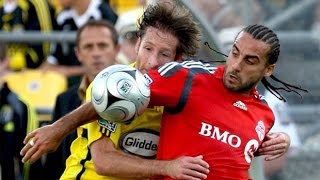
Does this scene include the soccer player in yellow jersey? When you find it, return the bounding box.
[21,1,291,180]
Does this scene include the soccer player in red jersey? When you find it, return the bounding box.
[144,24,306,179]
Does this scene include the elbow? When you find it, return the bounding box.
[93,159,114,176]
[90,137,119,176]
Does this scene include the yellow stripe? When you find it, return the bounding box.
[26,47,39,64]
[29,0,52,57]
[18,0,29,23]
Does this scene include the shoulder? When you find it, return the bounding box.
[257,94,269,106]
[97,0,113,12]
[157,60,217,77]
[97,0,117,23]
[180,60,217,74]
[56,8,72,25]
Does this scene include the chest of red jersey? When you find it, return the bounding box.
[158,73,274,179]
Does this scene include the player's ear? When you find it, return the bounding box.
[264,64,275,77]
[74,47,82,63]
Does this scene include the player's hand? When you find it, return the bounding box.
[165,155,209,180]
[20,124,64,164]
[256,132,290,161]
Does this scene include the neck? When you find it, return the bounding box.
[72,0,91,15]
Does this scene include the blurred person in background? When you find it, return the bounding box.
[108,0,142,14]
[0,0,56,70]
[114,6,142,65]
[0,41,37,180]
[42,19,119,180]
[42,0,118,87]
[49,0,63,13]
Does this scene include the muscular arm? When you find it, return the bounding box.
[52,102,99,134]
[20,102,99,163]
[91,136,210,179]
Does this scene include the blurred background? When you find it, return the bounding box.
[0,0,319,179]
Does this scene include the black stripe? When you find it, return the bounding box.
[189,67,213,74]
[76,129,91,180]
[76,148,92,180]
[99,126,105,134]
[166,71,194,114]
[81,129,88,138]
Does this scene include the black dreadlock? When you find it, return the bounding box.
[205,24,308,102]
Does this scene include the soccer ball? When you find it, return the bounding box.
[91,64,150,123]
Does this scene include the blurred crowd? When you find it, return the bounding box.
[0,0,319,180]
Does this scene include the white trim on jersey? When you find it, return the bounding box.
[158,60,217,76]
[181,60,217,73]
[158,62,180,76]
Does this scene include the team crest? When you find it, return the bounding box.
[98,119,117,132]
[255,120,265,141]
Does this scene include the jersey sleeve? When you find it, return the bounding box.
[146,62,189,108]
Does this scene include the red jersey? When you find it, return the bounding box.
[145,60,275,180]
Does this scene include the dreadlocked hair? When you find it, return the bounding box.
[242,24,307,102]
[137,1,201,57]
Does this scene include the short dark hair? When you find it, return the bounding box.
[137,2,201,57]
[75,20,119,47]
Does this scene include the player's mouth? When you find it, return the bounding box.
[227,73,239,84]
[92,61,104,68]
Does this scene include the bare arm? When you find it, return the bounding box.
[20,102,99,163]
[91,136,210,179]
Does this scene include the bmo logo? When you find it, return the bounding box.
[199,122,259,163]
[199,122,241,148]
[119,129,159,159]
